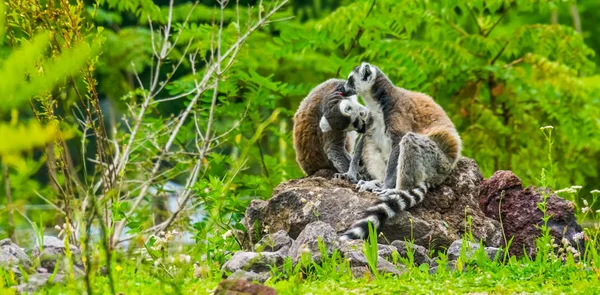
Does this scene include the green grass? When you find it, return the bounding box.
[5,254,598,295]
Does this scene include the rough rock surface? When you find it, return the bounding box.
[0,239,31,277]
[345,251,406,277]
[214,279,277,295]
[288,221,336,263]
[31,236,83,274]
[256,230,293,252]
[447,239,502,262]
[17,273,66,294]
[391,240,432,266]
[228,269,271,283]
[479,171,584,257]
[245,158,503,250]
[222,251,285,274]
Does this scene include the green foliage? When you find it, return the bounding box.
[363,222,379,276]
[2,0,600,293]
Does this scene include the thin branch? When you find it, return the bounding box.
[490,41,509,65]
[484,5,511,37]
[112,0,290,247]
[466,4,483,35]
[445,19,469,37]
[3,166,15,242]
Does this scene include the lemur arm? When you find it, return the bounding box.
[342,134,364,182]
[382,135,402,189]
[324,132,352,173]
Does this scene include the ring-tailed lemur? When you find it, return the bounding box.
[340,63,462,240]
[293,79,370,176]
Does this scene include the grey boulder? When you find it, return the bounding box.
[447,239,502,262]
[288,221,337,264]
[244,158,503,251]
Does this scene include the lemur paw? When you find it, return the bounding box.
[357,180,382,192]
[334,172,358,183]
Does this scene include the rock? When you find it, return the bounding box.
[245,200,269,244]
[391,240,432,266]
[376,244,396,261]
[245,158,503,250]
[214,279,277,295]
[255,230,293,253]
[345,251,406,277]
[479,170,584,258]
[228,270,271,283]
[447,239,502,262]
[17,273,66,294]
[31,236,83,274]
[222,251,285,274]
[337,240,396,262]
[0,239,31,277]
[336,239,406,277]
[288,221,336,264]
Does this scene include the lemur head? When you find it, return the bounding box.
[343,62,379,97]
[319,91,369,134]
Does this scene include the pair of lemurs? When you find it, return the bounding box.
[293,63,462,240]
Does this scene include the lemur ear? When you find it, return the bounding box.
[339,100,352,116]
[319,116,332,132]
[363,65,372,81]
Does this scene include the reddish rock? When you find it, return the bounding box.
[479,170,584,258]
[214,279,277,295]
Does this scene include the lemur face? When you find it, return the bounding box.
[320,92,370,134]
[344,62,377,96]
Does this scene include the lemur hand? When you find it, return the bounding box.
[333,172,359,184]
[357,180,383,192]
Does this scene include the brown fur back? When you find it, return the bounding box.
[293,79,345,175]
[386,87,461,162]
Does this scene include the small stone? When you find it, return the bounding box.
[31,236,83,274]
[0,238,32,277]
[221,251,284,274]
[214,279,277,295]
[228,269,270,283]
[391,240,432,266]
[344,251,406,277]
[447,239,502,262]
[255,230,293,253]
[288,221,336,264]
[17,273,66,294]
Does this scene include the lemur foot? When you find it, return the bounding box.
[333,172,359,183]
[357,180,383,192]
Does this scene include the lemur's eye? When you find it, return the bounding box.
[345,106,352,113]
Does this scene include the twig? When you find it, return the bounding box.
[484,5,511,37]
[504,57,523,68]
[3,165,15,242]
[445,19,469,37]
[490,41,509,65]
[466,4,483,35]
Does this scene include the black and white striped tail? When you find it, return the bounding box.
[340,182,429,240]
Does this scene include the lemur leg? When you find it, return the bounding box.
[334,134,364,183]
[324,132,352,173]
[358,135,400,194]
[378,132,453,200]
[378,133,431,200]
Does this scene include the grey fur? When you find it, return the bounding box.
[340,63,460,240]
[319,93,369,174]
[294,79,370,176]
